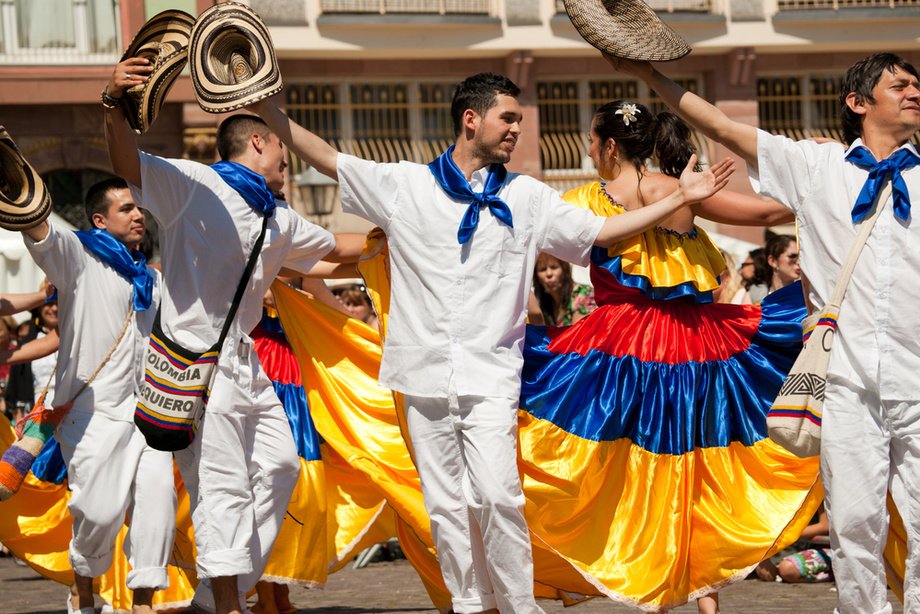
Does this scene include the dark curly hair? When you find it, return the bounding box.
[593,100,698,179]
[840,53,919,145]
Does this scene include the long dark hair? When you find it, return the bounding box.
[533,253,574,326]
[593,100,698,179]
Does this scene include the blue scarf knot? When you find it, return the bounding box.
[846,145,920,223]
[76,229,153,311]
[211,160,276,217]
[428,145,513,244]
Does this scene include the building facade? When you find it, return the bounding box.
[1,0,918,245]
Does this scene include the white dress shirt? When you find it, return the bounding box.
[25,222,160,421]
[753,131,920,402]
[132,153,335,351]
[337,153,604,398]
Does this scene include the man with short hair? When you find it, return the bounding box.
[103,57,360,614]
[251,71,731,613]
[22,177,175,614]
[614,51,920,613]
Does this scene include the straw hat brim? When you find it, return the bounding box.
[189,2,283,114]
[0,127,51,231]
[563,0,691,62]
[120,9,195,135]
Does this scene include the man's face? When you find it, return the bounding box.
[259,132,287,193]
[93,188,145,251]
[470,94,523,165]
[862,66,920,139]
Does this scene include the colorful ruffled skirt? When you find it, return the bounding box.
[518,281,823,610]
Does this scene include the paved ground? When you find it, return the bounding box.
[0,555,903,614]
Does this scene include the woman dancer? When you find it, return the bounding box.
[518,101,821,612]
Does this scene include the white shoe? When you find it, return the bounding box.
[100,604,114,614]
[66,595,96,614]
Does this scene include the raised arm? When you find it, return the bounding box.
[248,97,339,181]
[0,289,48,316]
[0,329,59,365]
[103,58,153,188]
[607,55,760,170]
[594,155,734,247]
[692,189,794,226]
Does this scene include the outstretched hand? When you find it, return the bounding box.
[679,155,734,203]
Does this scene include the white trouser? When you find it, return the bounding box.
[56,410,176,589]
[822,376,920,614]
[404,391,543,614]
[176,339,299,592]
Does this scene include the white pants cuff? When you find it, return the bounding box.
[196,547,253,580]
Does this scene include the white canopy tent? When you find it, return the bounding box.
[0,212,76,294]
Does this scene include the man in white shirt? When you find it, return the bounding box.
[250,72,731,613]
[23,177,174,614]
[103,59,361,614]
[615,52,920,614]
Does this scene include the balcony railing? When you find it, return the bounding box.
[777,0,920,9]
[555,0,712,12]
[321,0,492,14]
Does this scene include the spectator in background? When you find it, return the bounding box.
[528,253,596,326]
[740,248,770,305]
[714,249,752,305]
[338,284,379,330]
[5,300,59,424]
[755,505,832,584]
[765,234,801,295]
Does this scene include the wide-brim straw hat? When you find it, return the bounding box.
[189,2,283,114]
[563,0,691,62]
[0,127,51,231]
[120,9,195,135]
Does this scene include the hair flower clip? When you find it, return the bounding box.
[615,103,641,126]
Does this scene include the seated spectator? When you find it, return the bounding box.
[755,506,832,584]
[529,252,596,326]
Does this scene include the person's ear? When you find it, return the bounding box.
[462,109,479,133]
[91,212,107,230]
[845,92,868,117]
[251,132,265,154]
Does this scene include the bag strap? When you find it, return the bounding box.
[828,180,892,307]
[15,305,134,436]
[68,305,135,403]
[216,213,270,349]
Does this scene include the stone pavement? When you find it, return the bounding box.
[0,555,903,614]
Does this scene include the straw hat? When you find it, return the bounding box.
[563,0,691,62]
[120,9,195,135]
[0,127,51,231]
[189,2,283,114]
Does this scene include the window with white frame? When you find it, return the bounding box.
[0,0,120,63]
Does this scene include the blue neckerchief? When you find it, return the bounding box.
[846,145,920,223]
[211,160,276,217]
[428,145,512,244]
[76,229,153,311]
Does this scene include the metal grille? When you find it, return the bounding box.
[777,0,920,9]
[758,75,840,141]
[321,0,492,14]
